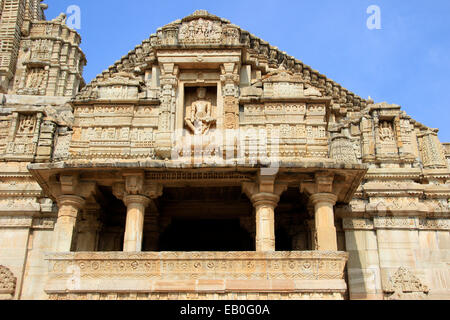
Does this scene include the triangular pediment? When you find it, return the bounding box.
[75,10,366,112]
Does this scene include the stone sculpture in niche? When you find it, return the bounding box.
[185,87,216,135]
[379,121,395,142]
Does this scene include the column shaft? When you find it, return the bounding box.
[311,193,338,251]
[252,193,279,252]
[53,195,85,252]
[123,195,150,252]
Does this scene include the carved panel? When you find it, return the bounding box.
[418,132,447,168]
[178,19,223,44]
[384,267,429,300]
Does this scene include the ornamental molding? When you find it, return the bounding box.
[46,251,349,282]
[0,216,33,228]
[342,217,449,231]
[418,218,450,231]
[373,217,418,230]
[342,218,374,230]
[366,197,429,214]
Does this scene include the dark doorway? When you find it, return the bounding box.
[159,219,253,251]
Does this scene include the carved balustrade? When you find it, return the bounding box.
[45,251,348,300]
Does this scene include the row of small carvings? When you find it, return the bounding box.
[73,104,325,116]
[342,217,450,231]
[48,292,344,300]
[48,260,347,278]
[349,199,449,215]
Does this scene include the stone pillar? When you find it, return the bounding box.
[310,193,338,251]
[76,204,102,252]
[144,213,159,251]
[53,195,85,252]
[113,172,163,252]
[252,193,280,251]
[123,195,151,252]
[243,175,287,252]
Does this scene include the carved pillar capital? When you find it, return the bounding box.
[250,192,281,208]
[301,172,341,198]
[123,171,145,195]
[123,194,151,208]
[310,193,338,206]
[242,174,288,200]
[50,173,97,200]
[113,173,163,201]
[56,195,85,214]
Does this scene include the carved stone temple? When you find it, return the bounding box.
[0,4,449,301]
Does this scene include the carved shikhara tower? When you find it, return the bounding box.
[0,7,449,301]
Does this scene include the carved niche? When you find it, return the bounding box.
[384,267,429,300]
[184,87,217,136]
[377,120,398,155]
[0,265,16,300]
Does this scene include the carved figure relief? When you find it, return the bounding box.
[379,121,395,142]
[25,68,46,90]
[179,19,222,44]
[185,87,216,135]
[18,115,36,134]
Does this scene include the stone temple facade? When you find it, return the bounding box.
[0,3,449,301]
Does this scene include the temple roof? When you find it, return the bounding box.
[75,10,368,112]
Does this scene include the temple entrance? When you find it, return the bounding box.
[158,219,253,251]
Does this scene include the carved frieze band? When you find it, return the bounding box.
[0,216,55,229]
[342,218,374,230]
[48,292,345,301]
[46,251,348,281]
[343,217,449,231]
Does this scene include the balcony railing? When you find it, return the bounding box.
[45,251,349,300]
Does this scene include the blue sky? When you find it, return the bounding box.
[46,0,450,142]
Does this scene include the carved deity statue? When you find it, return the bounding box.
[379,121,395,142]
[185,87,216,135]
